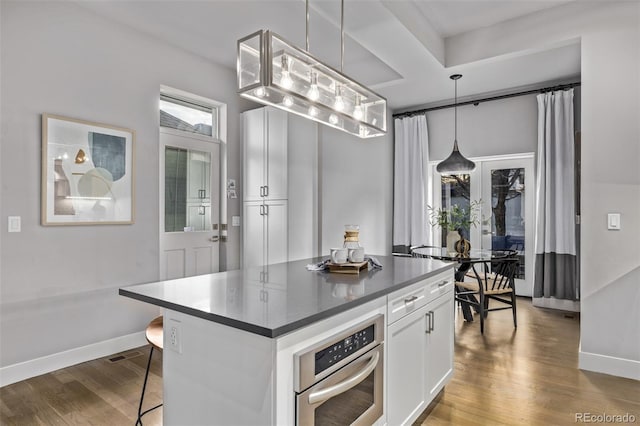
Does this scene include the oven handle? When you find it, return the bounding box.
[308,350,380,405]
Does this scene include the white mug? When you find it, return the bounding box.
[348,247,365,263]
[330,248,348,264]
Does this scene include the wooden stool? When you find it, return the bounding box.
[136,316,163,426]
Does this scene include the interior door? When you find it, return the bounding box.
[160,131,220,280]
[480,158,534,296]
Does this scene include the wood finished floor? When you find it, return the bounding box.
[1,298,638,425]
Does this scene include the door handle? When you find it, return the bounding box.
[308,350,380,405]
[209,236,219,242]
[482,230,493,235]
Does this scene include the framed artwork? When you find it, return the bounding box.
[41,114,135,225]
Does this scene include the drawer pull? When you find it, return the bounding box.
[404,295,418,304]
[438,281,448,287]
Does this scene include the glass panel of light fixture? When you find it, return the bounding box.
[269,33,386,132]
[238,32,262,90]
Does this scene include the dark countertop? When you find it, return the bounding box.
[119,255,452,338]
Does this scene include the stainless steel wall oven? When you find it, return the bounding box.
[294,315,384,425]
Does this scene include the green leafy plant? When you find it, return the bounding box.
[427,200,482,232]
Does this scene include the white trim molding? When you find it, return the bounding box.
[0,332,146,387]
[579,347,640,381]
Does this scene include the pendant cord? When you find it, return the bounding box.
[454,79,457,142]
[340,0,344,72]
[306,0,310,51]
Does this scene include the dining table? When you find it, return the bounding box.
[411,247,516,321]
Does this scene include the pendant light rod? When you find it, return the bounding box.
[306,0,310,51]
[453,75,458,141]
[340,0,345,73]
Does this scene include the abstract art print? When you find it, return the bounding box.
[42,114,135,225]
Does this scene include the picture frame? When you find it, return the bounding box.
[41,113,135,225]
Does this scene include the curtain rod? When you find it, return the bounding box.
[392,81,581,119]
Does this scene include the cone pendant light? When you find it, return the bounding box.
[436,74,475,174]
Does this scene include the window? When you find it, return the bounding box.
[160,93,218,138]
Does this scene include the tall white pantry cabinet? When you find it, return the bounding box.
[242,107,288,268]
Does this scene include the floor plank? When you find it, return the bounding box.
[1,299,638,425]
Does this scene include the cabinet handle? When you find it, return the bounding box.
[438,281,448,287]
[404,295,418,304]
[425,312,431,333]
[430,311,435,332]
[264,185,269,197]
[260,186,265,197]
[259,205,265,216]
[264,205,269,216]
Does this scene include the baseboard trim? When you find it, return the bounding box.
[0,332,147,387]
[579,348,640,380]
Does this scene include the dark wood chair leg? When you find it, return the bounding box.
[511,291,518,328]
[479,292,485,334]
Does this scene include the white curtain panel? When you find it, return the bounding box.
[534,89,578,300]
[393,115,429,253]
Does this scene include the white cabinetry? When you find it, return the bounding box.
[243,107,287,201]
[242,107,288,267]
[386,270,454,425]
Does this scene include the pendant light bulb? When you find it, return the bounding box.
[283,95,294,107]
[308,72,320,101]
[353,95,363,120]
[255,87,266,98]
[329,113,339,125]
[280,55,293,89]
[334,85,344,111]
[308,106,318,117]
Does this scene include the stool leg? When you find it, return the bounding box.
[136,346,154,426]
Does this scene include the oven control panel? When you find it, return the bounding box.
[314,324,375,375]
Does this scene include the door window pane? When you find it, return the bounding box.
[165,147,212,232]
[160,94,217,138]
[490,168,525,278]
[440,174,471,246]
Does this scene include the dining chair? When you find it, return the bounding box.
[454,258,519,334]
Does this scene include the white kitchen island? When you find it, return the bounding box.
[120,255,454,425]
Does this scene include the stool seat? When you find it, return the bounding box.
[145,316,163,350]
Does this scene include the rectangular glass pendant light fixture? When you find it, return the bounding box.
[237,30,387,138]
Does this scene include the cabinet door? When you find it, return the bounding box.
[242,202,265,268]
[425,293,454,401]
[265,200,288,265]
[265,108,288,200]
[243,108,266,201]
[387,305,428,426]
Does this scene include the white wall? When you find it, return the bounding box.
[443,1,640,380]
[287,115,319,260]
[0,1,243,372]
[319,112,394,256]
[426,94,538,161]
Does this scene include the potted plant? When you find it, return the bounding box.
[428,200,482,252]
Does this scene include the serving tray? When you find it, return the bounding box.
[327,261,368,274]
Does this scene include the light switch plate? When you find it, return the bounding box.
[607,213,621,230]
[232,216,240,227]
[8,216,21,233]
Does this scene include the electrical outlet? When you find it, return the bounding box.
[168,319,182,353]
